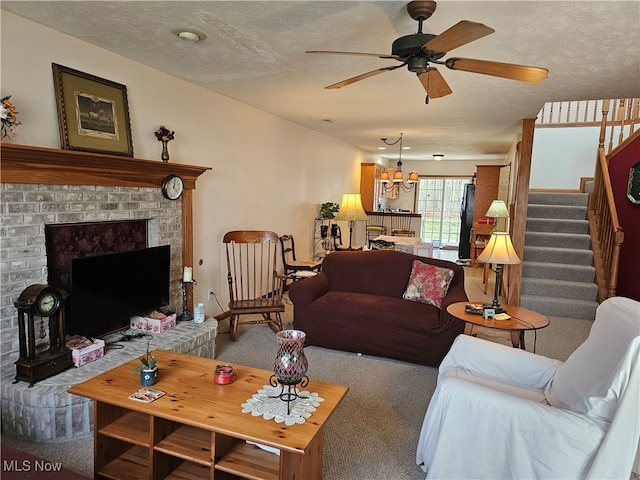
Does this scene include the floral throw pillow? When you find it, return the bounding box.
[402,260,455,308]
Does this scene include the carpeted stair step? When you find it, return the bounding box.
[520,294,598,320]
[525,231,591,249]
[527,204,587,220]
[528,192,589,206]
[523,246,593,266]
[522,191,597,322]
[522,261,595,283]
[526,218,588,235]
[521,277,598,302]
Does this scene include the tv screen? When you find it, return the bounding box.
[68,245,170,338]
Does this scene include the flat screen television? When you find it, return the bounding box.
[68,245,171,338]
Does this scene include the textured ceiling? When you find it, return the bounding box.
[3,1,639,161]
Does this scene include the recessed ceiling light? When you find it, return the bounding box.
[174,30,205,42]
[179,31,200,42]
[378,147,386,150]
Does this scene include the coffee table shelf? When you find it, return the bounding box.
[154,424,212,466]
[98,410,150,446]
[69,350,348,480]
[215,441,280,480]
[99,444,149,480]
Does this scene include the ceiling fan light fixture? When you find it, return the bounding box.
[433,153,444,161]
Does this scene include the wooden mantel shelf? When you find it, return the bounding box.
[0,143,211,189]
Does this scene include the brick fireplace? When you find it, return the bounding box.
[0,144,211,441]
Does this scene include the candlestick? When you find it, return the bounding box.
[179,278,196,322]
[183,266,192,282]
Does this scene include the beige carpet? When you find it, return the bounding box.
[1,263,592,479]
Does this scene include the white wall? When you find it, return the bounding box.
[0,11,368,316]
[530,127,600,189]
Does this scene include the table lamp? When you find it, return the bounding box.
[477,232,521,313]
[334,193,368,250]
[485,200,510,230]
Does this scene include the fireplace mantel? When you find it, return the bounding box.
[0,143,211,297]
[0,143,210,189]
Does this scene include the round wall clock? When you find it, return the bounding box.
[161,175,184,200]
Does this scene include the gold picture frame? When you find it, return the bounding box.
[52,63,133,157]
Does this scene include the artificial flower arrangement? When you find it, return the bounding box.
[1,95,21,139]
[154,125,175,143]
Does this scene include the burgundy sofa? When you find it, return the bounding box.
[289,249,468,367]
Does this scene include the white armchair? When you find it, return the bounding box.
[417,296,640,479]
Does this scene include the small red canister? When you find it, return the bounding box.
[214,365,236,385]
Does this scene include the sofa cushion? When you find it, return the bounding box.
[402,260,454,308]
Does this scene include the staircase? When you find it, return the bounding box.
[520,192,599,320]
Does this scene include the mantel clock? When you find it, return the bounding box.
[14,284,73,386]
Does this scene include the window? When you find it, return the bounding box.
[416,177,468,247]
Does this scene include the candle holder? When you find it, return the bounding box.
[179,279,196,322]
[269,330,310,414]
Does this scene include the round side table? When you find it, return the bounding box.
[447,302,550,351]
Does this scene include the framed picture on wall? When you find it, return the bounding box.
[628,161,640,204]
[52,63,133,157]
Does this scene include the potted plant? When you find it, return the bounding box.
[320,202,340,238]
[132,345,158,386]
[319,202,340,220]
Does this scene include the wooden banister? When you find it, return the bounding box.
[589,99,628,300]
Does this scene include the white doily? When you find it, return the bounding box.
[241,384,324,426]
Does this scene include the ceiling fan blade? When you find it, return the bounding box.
[306,50,399,60]
[424,20,495,53]
[325,64,404,89]
[418,68,452,98]
[446,57,549,83]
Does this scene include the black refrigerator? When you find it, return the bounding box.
[458,183,475,260]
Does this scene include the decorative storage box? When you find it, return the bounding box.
[130,312,177,333]
[69,338,105,367]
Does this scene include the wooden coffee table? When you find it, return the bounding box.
[447,302,550,351]
[68,350,348,480]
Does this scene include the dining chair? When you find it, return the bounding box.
[279,234,322,290]
[365,213,387,247]
[390,214,415,236]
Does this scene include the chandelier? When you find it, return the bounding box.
[379,133,419,191]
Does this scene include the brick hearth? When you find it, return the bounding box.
[1,320,217,442]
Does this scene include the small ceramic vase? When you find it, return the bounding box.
[141,367,158,386]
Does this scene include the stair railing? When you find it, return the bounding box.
[588,100,628,300]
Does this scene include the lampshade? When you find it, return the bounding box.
[392,170,404,183]
[485,200,510,219]
[379,171,390,183]
[477,232,521,265]
[334,193,368,222]
[407,171,419,183]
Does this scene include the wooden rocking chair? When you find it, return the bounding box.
[223,230,284,341]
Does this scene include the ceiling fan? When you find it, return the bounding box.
[307,1,548,103]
